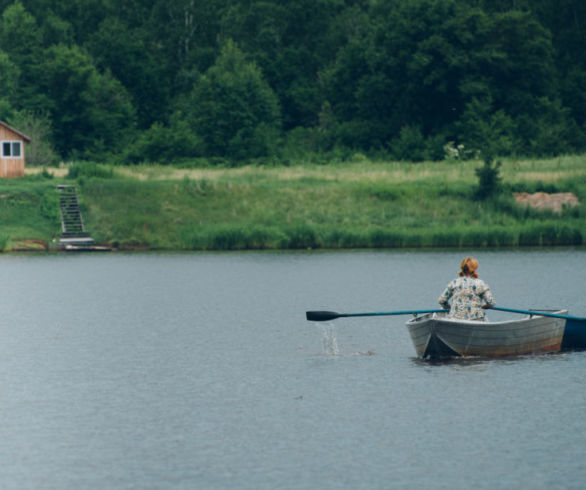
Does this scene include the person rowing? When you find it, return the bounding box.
[438,257,495,321]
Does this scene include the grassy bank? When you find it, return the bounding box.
[4,155,586,251]
[0,175,61,250]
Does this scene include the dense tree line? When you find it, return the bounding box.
[0,0,584,164]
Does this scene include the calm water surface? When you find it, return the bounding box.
[0,250,584,489]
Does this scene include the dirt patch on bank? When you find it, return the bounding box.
[514,192,580,213]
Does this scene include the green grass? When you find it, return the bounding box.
[0,176,61,250]
[3,154,586,250]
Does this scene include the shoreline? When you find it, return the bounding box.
[3,156,585,252]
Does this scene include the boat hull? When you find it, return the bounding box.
[562,318,586,350]
[406,311,566,359]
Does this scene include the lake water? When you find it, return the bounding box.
[0,249,585,489]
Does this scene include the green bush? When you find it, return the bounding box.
[281,127,321,161]
[474,159,502,200]
[424,134,447,162]
[390,126,426,162]
[121,121,202,165]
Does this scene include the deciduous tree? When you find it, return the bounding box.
[182,40,281,160]
[39,44,136,158]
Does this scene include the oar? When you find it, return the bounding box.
[306,309,446,322]
[492,306,586,322]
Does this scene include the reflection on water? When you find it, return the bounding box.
[411,351,569,367]
[412,349,569,365]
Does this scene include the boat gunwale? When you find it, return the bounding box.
[406,310,568,328]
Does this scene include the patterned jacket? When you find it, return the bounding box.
[438,276,495,320]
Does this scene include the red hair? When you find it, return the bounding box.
[459,257,479,278]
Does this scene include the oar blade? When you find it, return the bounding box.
[306,311,341,322]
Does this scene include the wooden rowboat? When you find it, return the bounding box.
[406,310,567,359]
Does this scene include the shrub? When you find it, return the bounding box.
[389,125,426,162]
[424,134,447,161]
[474,158,502,200]
[281,127,321,161]
[121,121,202,165]
[335,120,387,150]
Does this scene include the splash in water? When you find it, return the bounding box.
[320,323,340,356]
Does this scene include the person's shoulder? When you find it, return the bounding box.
[447,277,464,288]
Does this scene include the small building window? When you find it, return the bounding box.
[2,141,22,158]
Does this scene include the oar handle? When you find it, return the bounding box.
[492,306,586,321]
[306,309,447,322]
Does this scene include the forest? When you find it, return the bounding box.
[0,0,585,165]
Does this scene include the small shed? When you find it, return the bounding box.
[0,120,31,178]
